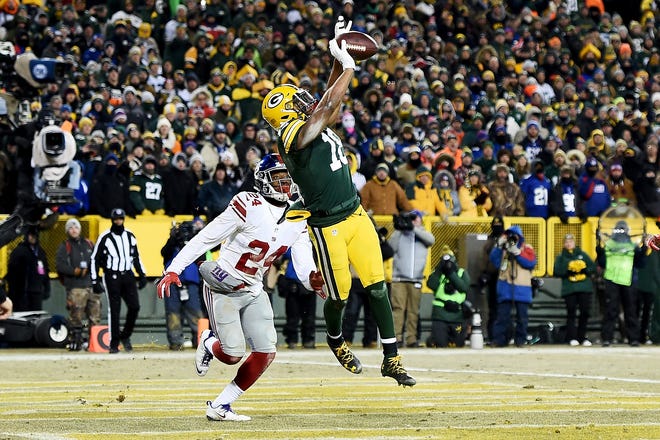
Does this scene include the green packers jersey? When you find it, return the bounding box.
[278,121,359,227]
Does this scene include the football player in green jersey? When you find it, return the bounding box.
[262,17,415,386]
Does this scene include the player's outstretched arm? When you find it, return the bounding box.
[326,16,352,88]
[296,38,354,150]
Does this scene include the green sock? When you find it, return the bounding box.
[367,282,396,340]
[324,298,344,338]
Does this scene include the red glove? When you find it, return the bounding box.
[156,272,182,299]
[309,270,327,299]
[646,234,660,252]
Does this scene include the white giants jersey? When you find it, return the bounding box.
[166,192,317,296]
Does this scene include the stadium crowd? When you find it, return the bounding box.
[0,0,658,221]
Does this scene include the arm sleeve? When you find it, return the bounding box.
[446,270,470,292]
[515,245,537,270]
[388,231,401,253]
[90,234,104,282]
[433,191,449,217]
[426,270,440,292]
[165,195,243,274]
[489,246,503,269]
[553,256,567,278]
[413,226,435,247]
[290,228,317,291]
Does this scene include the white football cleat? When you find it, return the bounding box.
[206,402,251,421]
[195,330,215,377]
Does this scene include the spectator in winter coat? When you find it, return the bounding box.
[406,167,447,217]
[458,170,492,217]
[360,163,413,216]
[633,165,660,218]
[551,165,587,222]
[197,163,238,221]
[520,120,545,162]
[433,170,462,216]
[489,225,537,347]
[520,160,552,218]
[163,153,197,216]
[578,157,611,217]
[487,164,526,217]
[605,163,636,207]
[396,146,423,188]
[129,155,165,215]
[89,153,133,218]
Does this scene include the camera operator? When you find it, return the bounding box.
[426,246,471,347]
[479,216,505,342]
[488,225,537,347]
[388,210,435,347]
[160,220,205,350]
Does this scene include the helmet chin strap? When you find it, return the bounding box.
[264,196,288,207]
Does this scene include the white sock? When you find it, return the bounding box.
[327,332,343,340]
[204,336,218,354]
[212,381,244,407]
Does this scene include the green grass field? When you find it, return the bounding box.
[1,345,659,439]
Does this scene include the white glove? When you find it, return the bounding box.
[329,39,356,70]
[497,235,507,247]
[334,15,352,38]
[507,244,521,256]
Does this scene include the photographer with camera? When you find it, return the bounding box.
[489,225,537,347]
[426,246,471,347]
[160,220,205,350]
[388,210,435,347]
[55,218,98,351]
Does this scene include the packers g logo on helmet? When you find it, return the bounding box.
[262,85,300,130]
[262,84,317,130]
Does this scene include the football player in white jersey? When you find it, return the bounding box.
[156,153,324,421]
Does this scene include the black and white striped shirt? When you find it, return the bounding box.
[90,228,147,281]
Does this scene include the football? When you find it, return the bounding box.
[335,31,378,61]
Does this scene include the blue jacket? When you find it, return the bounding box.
[520,174,552,218]
[489,226,537,303]
[578,174,611,217]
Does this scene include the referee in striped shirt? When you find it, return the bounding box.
[91,208,148,353]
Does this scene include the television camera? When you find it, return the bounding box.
[392,211,419,231]
[0,111,78,248]
[0,43,71,126]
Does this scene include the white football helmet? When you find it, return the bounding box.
[254,153,293,202]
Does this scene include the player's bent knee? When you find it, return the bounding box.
[224,355,243,365]
[326,298,346,310]
[366,281,387,299]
